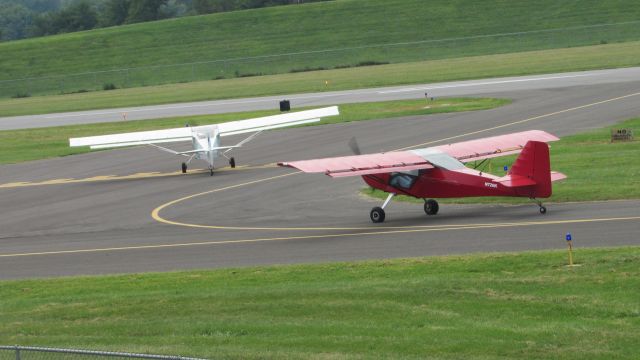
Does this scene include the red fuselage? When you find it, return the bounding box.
[363,167,545,199]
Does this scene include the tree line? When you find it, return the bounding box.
[0,0,329,42]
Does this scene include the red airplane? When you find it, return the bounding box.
[278,130,566,223]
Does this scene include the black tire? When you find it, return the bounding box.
[370,207,386,223]
[209,168,214,176]
[181,162,187,174]
[539,206,547,214]
[424,199,439,215]
[229,157,236,168]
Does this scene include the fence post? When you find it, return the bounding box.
[15,346,20,360]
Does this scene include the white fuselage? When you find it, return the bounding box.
[191,125,221,168]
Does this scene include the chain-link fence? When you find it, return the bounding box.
[0,346,205,360]
[1,21,639,99]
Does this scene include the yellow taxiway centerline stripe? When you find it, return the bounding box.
[0,164,277,189]
[2,216,639,258]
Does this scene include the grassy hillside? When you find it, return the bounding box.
[2,40,640,117]
[2,247,639,358]
[1,0,640,97]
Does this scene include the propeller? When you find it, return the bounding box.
[348,136,361,155]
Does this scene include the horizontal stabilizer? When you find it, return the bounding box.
[551,171,567,182]
[176,146,239,155]
[494,174,537,187]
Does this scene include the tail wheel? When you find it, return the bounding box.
[370,207,386,223]
[181,162,187,174]
[539,206,547,214]
[424,199,439,215]
[229,157,236,168]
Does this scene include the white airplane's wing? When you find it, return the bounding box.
[70,127,195,149]
[216,106,339,136]
[70,106,339,150]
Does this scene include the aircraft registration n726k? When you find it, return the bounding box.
[279,130,566,223]
[70,106,339,175]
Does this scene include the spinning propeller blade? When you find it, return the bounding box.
[348,136,361,155]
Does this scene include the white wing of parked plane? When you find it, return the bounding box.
[69,106,339,149]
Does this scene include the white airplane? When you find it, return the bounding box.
[70,106,339,175]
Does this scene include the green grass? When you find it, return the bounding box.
[1,0,640,98]
[1,247,639,358]
[2,40,640,117]
[363,117,640,204]
[0,98,508,164]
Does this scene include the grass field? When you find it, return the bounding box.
[0,98,508,164]
[364,117,640,204]
[2,40,640,117]
[1,0,640,98]
[1,247,638,358]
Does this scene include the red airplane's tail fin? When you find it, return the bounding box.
[509,140,552,197]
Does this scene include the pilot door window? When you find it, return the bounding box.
[389,172,417,190]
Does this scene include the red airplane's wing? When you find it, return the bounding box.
[278,151,433,177]
[434,130,560,162]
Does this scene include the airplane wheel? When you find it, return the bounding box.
[370,207,385,223]
[424,199,439,215]
[210,168,214,176]
[539,206,547,214]
[229,157,236,168]
[181,162,187,174]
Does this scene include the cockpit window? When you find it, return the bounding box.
[389,172,417,189]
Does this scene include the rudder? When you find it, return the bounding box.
[509,140,552,198]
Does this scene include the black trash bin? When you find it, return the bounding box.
[279,100,290,112]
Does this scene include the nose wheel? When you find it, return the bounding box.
[229,157,236,168]
[181,162,187,174]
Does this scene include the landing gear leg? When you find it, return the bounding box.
[424,199,439,216]
[531,198,546,214]
[370,193,395,223]
[181,154,196,174]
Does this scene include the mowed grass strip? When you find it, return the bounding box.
[1,247,639,358]
[363,117,640,203]
[0,97,508,164]
[1,40,640,117]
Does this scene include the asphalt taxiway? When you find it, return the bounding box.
[0,75,639,279]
